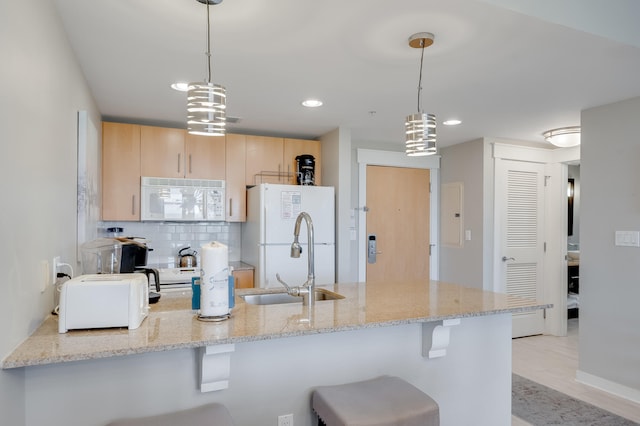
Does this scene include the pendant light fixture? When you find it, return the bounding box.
[187,0,226,136]
[405,32,436,156]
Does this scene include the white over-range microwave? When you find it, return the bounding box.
[141,177,225,221]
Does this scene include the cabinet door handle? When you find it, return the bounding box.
[177,153,181,174]
[131,195,136,216]
[189,154,192,174]
[228,198,233,217]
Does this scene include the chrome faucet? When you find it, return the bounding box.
[276,211,315,305]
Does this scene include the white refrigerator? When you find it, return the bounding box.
[242,183,335,288]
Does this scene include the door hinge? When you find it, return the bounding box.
[543,242,547,252]
[544,175,551,187]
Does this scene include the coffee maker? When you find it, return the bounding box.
[80,238,161,303]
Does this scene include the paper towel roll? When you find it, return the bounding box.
[199,241,229,318]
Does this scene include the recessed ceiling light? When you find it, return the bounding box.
[443,119,462,126]
[302,99,323,108]
[171,82,189,92]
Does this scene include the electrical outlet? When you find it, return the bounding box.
[277,413,293,426]
[52,256,61,285]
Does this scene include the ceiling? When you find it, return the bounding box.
[52,0,640,150]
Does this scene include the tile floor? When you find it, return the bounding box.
[512,318,640,425]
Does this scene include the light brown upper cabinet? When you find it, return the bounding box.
[140,126,225,179]
[102,122,141,221]
[245,135,285,185]
[245,136,322,186]
[185,133,226,180]
[225,134,246,222]
[283,138,322,186]
[140,126,185,178]
[102,122,320,223]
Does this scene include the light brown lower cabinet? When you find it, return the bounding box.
[233,269,254,289]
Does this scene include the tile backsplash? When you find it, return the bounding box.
[99,221,242,266]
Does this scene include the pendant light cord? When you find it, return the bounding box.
[205,1,212,84]
[417,39,425,114]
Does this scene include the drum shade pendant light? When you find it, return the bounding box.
[187,0,226,136]
[405,32,437,156]
[543,126,581,147]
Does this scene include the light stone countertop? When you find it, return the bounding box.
[2,280,549,369]
[229,261,254,271]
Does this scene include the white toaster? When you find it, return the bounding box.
[58,273,149,333]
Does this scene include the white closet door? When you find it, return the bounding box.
[495,159,545,338]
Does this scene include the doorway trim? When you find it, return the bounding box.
[356,149,440,282]
[493,142,580,336]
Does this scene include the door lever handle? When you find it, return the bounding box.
[502,256,515,262]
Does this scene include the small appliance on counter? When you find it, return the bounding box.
[178,246,197,267]
[80,237,161,303]
[58,274,149,333]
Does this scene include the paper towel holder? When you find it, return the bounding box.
[198,241,231,322]
[197,312,230,322]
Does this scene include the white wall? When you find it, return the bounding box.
[438,137,577,335]
[23,315,512,426]
[439,139,486,289]
[578,96,640,399]
[320,127,355,282]
[0,1,100,424]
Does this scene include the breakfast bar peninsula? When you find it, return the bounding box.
[3,279,547,426]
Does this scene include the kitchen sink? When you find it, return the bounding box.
[567,250,580,261]
[241,288,345,305]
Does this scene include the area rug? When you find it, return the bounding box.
[512,374,639,425]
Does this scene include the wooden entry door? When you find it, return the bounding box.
[365,165,430,282]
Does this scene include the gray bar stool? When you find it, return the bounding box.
[106,402,234,426]
[312,376,439,426]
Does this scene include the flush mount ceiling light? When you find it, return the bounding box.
[187,0,226,136]
[543,126,581,148]
[443,119,461,126]
[405,32,437,157]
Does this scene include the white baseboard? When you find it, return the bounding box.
[576,370,640,404]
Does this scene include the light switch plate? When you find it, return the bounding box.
[40,260,49,293]
[615,231,640,247]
